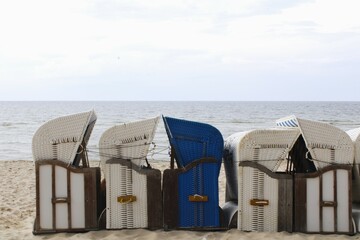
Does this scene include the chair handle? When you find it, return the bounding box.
[189,194,208,202]
[52,197,69,204]
[117,195,137,204]
[321,201,337,207]
[250,199,269,206]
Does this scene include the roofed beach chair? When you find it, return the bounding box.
[162,116,224,230]
[33,110,101,234]
[346,128,360,232]
[223,128,300,232]
[99,116,162,229]
[276,115,354,170]
[277,115,354,234]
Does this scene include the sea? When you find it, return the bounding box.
[1,101,360,161]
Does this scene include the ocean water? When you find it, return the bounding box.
[1,101,360,161]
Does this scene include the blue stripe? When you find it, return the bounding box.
[277,119,298,127]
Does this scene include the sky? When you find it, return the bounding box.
[0,0,360,101]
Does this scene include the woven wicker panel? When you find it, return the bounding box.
[346,128,360,203]
[227,128,300,171]
[100,116,159,177]
[163,116,223,169]
[238,166,279,232]
[177,162,220,228]
[162,116,223,229]
[107,164,127,229]
[132,169,148,228]
[224,128,299,206]
[347,128,360,165]
[277,115,354,169]
[106,162,148,229]
[32,110,97,164]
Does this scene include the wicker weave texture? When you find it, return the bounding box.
[100,117,159,175]
[238,166,279,232]
[162,116,223,228]
[32,110,97,164]
[227,128,300,171]
[163,116,224,169]
[346,128,360,202]
[178,163,220,228]
[277,115,354,169]
[106,163,148,229]
[347,127,360,164]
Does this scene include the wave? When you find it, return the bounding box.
[1,122,12,127]
[1,122,29,127]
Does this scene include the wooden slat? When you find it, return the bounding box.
[278,178,293,232]
[333,170,337,232]
[319,172,323,232]
[52,164,56,230]
[294,177,307,232]
[146,168,163,230]
[163,169,179,230]
[67,168,71,229]
[84,168,100,229]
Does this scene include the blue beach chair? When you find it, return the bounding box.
[162,116,224,229]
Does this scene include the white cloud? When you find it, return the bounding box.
[0,0,360,100]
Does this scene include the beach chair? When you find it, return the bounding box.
[33,110,101,234]
[277,116,354,234]
[223,128,300,232]
[276,115,354,170]
[99,117,162,229]
[32,110,97,166]
[293,164,353,234]
[162,116,224,230]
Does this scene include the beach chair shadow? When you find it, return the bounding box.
[162,116,225,230]
[33,110,101,234]
[99,116,162,229]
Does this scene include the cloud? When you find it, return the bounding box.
[0,0,360,100]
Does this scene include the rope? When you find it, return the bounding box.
[85,142,170,161]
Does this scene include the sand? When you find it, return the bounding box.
[0,160,357,240]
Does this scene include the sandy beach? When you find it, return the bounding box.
[0,160,358,240]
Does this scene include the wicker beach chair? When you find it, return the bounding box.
[33,110,101,234]
[223,128,300,232]
[32,110,97,166]
[162,116,224,230]
[99,117,162,229]
[276,115,354,170]
[277,116,354,234]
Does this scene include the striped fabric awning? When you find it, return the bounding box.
[276,115,298,127]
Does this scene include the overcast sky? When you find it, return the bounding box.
[0,0,360,101]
